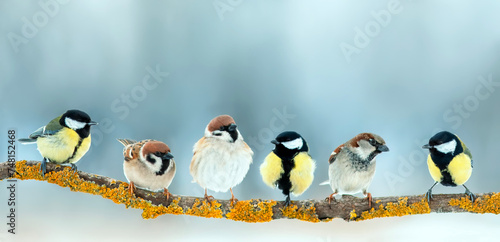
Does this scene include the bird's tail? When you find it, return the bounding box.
[117,138,137,146]
[18,138,37,144]
[319,180,329,186]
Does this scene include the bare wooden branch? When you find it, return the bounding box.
[1,161,498,222]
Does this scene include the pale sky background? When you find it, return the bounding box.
[1,0,500,241]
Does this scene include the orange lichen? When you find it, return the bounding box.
[449,193,500,214]
[354,197,431,221]
[280,202,321,223]
[11,161,180,219]
[349,209,357,220]
[165,197,184,215]
[186,199,223,218]
[226,199,277,222]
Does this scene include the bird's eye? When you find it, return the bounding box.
[369,139,377,146]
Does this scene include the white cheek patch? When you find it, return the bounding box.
[139,146,163,172]
[282,138,303,150]
[65,117,86,130]
[434,139,457,154]
[128,147,133,159]
[146,155,163,172]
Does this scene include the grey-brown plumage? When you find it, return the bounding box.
[325,133,389,207]
[118,139,176,200]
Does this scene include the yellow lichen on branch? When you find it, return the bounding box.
[13,160,173,219]
[2,161,499,222]
[449,193,500,214]
[281,202,321,223]
[353,197,431,221]
[226,199,277,222]
[186,199,223,218]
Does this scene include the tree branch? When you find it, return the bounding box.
[1,161,498,222]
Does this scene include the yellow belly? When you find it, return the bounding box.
[427,153,472,185]
[427,155,442,182]
[36,128,91,164]
[447,153,472,185]
[289,152,316,196]
[260,152,284,188]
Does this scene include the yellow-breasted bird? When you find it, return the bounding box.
[422,131,475,202]
[19,110,97,176]
[260,131,316,206]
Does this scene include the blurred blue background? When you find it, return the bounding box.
[1,0,500,241]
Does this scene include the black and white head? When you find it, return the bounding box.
[271,131,309,159]
[205,115,240,143]
[422,131,461,157]
[347,133,389,161]
[139,141,174,176]
[60,110,97,137]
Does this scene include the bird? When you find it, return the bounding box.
[323,133,389,208]
[18,109,97,176]
[190,115,253,204]
[117,139,176,200]
[260,131,316,207]
[422,131,475,202]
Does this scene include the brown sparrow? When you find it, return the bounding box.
[323,133,389,207]
[117,139,176,200]
[190,115,253,203]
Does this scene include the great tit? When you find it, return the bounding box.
[19,109,97,176]
[422,131,475,202]
[260,131,316,206]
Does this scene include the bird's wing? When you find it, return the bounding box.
[18,126,45,143]
[19,116,62,143]
[19,125,51,143]
[458,137,473,168]
[29,125,59,138]
[42,115,64,135]
[329,144,344,164]
[117,139,138,146]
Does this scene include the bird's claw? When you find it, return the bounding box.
[229,197,238,206]
[326,193,336,205]
[425,190,433,203]
[464,188,476,203]
[204,194,214,203]
[366,192,373,209]
[284,196,291,207]
[163,188,172,201]
[128,182,136,197]
[40,159,47,177]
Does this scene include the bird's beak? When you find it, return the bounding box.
[271,140,279,145]
[422,144,432,149]
[377,144,389,152]
[88,121,98,126]
[228,123,237,132]
[163,153,174,160]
